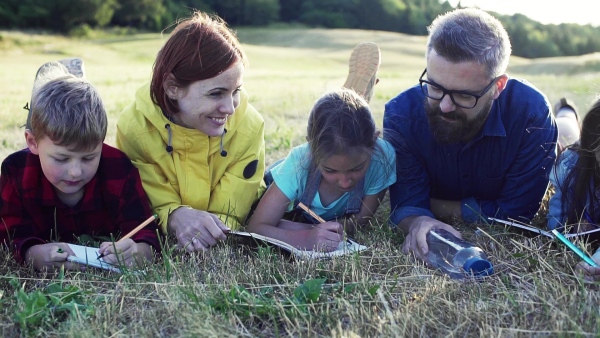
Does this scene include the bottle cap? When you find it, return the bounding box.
[463,257,494,277]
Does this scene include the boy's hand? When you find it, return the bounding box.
[24,243,78,271]
[305,221,344,252]
[168,207,230,252]
[99,239,153,267]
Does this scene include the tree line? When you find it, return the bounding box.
[1,0,599,59]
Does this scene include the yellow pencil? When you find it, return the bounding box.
[118,214,158,243]
[297,202,326,224]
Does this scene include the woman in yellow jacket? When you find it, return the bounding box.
[116,12,265,252]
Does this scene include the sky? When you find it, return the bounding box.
[449,0,599,26]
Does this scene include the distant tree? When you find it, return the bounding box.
[0,0,21,28]
[160,0,211,30]
[202,0,278,26]
[279,0,303,22]
[354,0,407,32]
[9,0,118,32]
[111,0,166,30]
[299,0,358,28]
[240,0,280,26]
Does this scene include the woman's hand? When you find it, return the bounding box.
[24,243,78,271]
[99,239,153,267]
[168,207,230,252]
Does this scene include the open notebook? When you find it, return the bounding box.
[67,244,121,273]
[488,217,600,238]
[228,231,368,259]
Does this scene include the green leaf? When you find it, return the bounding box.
[294,278,325,303]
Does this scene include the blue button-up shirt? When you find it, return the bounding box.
[383,78,557,225]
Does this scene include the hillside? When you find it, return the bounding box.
[1,28,599,161]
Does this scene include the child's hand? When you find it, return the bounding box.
[24,243,78,271]
[99,239,153,267]
[575,260,600,283]
[306,221,344,252]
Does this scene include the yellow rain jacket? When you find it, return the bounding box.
[116,83,265,232]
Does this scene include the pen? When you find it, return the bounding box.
[552,229,599,267]
[97,214,157,259]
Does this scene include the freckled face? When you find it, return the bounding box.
[170,61,244,137]
[319,151,371,192]
[27,133,101,205]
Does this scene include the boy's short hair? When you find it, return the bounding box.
[28,75,107,152]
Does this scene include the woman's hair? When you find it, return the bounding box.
[306,88,378,170]
[151,11,248,117]
[426,8,511,79]
[29,75,107,152]
[559,98,600,224]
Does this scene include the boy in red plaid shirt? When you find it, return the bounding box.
[0,61,160,270]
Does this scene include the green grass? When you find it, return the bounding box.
[2,28,600,337]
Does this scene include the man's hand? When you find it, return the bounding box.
[398,215,462,261]
[168,207,230,252]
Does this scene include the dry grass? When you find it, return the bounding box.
[1,28,600,337]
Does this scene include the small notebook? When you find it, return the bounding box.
[67,244,121,273]
[228,231,368,259]
[488,217,600,238]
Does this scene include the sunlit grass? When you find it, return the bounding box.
[1,27,600,336]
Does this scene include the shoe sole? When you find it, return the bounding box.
[343,42,380,102]
[58,58,85,78]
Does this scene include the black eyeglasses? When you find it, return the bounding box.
[418,68,497,109]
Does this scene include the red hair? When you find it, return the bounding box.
[150,12,248,116]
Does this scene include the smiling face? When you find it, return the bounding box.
[424,49,506,143]
[166,61,244,137]
[26,131,102,206]
[318,150,371,193]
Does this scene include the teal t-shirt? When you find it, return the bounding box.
[271,138,396,220]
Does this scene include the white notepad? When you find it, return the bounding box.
[67,244,121,273]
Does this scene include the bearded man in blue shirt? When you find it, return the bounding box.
[383,8,557,263]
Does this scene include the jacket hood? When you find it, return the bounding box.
[132,82,252,156]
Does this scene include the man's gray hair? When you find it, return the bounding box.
[426,8,512,79]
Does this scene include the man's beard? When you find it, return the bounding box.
[425,99,492,144]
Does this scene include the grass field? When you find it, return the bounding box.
[1,27,600,337]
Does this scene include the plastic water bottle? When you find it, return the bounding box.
[426,229,494,279]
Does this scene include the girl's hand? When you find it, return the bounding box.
[99,239,153,267]
[305,221,344,252]
[24,243,78,271]
[168,207,230,252]
[575,260,600,283]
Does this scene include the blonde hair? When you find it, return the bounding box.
[28,75,107,151]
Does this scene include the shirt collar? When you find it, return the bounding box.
[479,99,506,138]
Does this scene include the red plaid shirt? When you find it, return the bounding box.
[0,144,161,263]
